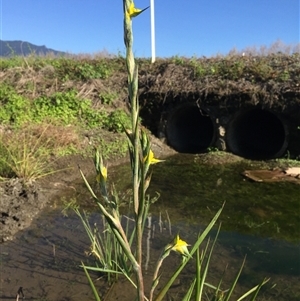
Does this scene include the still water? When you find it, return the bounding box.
[1,153,300,300]
[147,154,300,243]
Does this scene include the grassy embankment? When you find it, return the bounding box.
[0,55,132,181]
[0,51,299,182]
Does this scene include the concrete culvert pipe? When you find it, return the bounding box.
[166,104,215,153]
[227,108,288,159]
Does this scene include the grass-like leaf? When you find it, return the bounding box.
[237,278,270,301]
[154,205,223,301]
[223,256,246,301]
[82,262,101,301]
[182,279,196,301]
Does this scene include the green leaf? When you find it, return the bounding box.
[82,262,101,301]
[237,278,270,301]
[223,256,246,301]
[154,205,223,301]
[182,279,196,301]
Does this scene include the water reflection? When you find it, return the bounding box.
[147,154,300,243]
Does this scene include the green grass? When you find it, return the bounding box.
[0,125,54,182]
[0,80,132,180]
[0,55,116,81]
[0,83,131,131]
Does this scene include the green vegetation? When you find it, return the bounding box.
[74,1,268,300]
[99,91,118,105]
[0,123,81,181]
[0,55,117,81]
[189,54,299,82]
[0,84,130,181]
[0,84,131,129]
[0,125,55,181]
[64,199,135,285]
[33,90,106,127]
[0,85,33,126]
[93,135,128,159]
[0,15,298,183]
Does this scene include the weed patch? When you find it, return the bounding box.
[33,90,108,127]
[0,85,33,126]
[0,126,53,182]
[0,84,131,132]
[0,124,82,182]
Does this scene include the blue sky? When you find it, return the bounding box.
[0,0,299,57]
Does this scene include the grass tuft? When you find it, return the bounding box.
[0,123,81,182]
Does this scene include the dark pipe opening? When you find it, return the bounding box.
[227,108,288,159]
[166,104,214,153]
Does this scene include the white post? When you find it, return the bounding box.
[150,0,155,63]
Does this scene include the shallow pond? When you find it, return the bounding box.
[1,153,300,301]
[147,154,300,243]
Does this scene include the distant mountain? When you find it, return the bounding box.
[0,40,67,57]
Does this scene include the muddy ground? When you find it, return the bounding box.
[0,131,177,243]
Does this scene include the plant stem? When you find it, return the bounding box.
[123,1,144,300]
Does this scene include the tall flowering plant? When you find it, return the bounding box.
[77,1,269,300]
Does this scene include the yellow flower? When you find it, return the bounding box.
[96,165,107,182]
[144,150,165,165]
[170,235,190,257]
[126,2,149,19]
